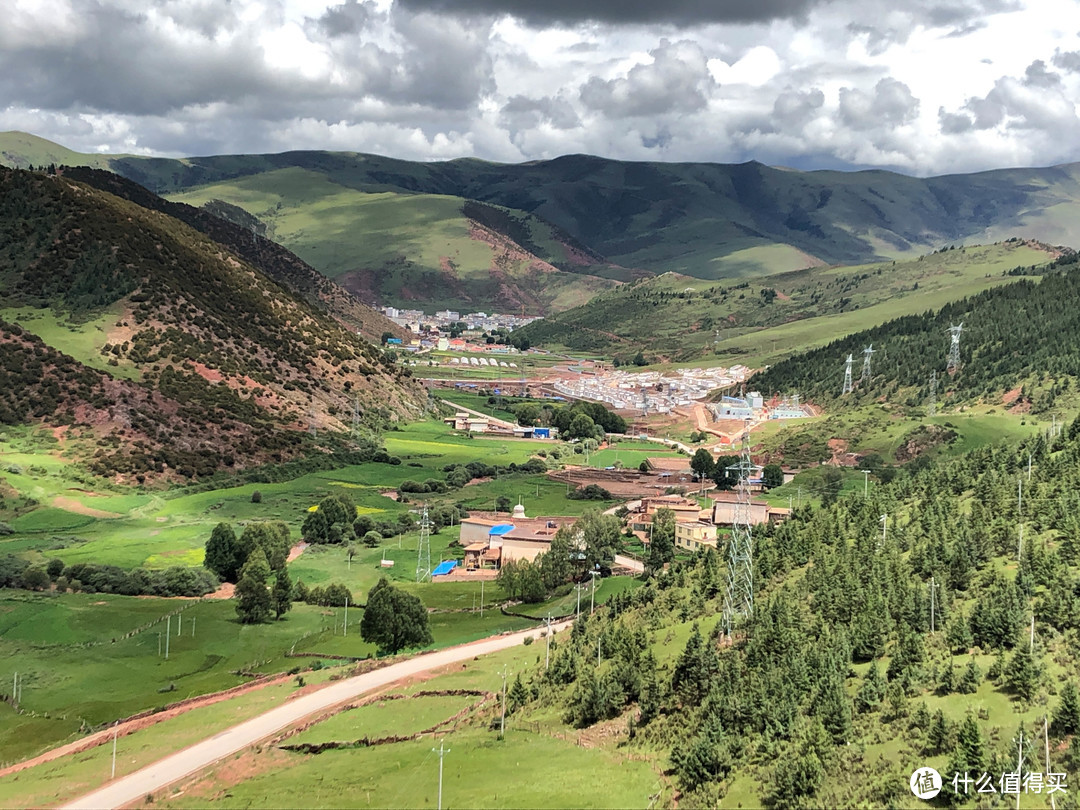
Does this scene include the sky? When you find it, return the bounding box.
[2,0,1079,175]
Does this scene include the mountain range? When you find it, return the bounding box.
[7,132,1080,316]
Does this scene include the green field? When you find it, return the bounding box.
[154,642,664,810]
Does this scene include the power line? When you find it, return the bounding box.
[415,504,431,583]
[721,420,759,638]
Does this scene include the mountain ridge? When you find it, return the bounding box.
[7,132,1080,311]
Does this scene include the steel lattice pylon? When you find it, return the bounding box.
[722,422,760,638]
[947,323,963,373]
[842,353,853,395]
[416,504,432,582]
[861,344,874,382]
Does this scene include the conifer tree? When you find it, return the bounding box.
[1004,643,1039,701]
[927,709,950,754]
[855,660,885,713]
[957,659,981,694]
[234,548,272,624]
[1052,681,1080,736]
[272,567,293,620]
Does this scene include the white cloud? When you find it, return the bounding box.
[0,0,1077,175]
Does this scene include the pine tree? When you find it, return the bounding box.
[910,701,931,733]
[855,660,885,713]
[927,708,950,754]
[945,612,973,654]
[204,522,240,582]
[508,673,528,714]
[957,659,981,694]
[947,712,986,776]
[1004,643,1039,701]
[272,567,293,620]
[938,660,956,695]
[234,548,272,624]
[1052,681,1080,736]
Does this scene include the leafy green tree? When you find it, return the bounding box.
[761,463,784,489]
[362,530,382,548]
[272,567,293,620]
[647,507,676,575]
[301,507,330,544]
[46,558,64,580]
[204,522,241,582]
[1052,681,1080,736]
[690,449,715,487]
[359,578,433,654]
[239,522,290,572]
[21,566,49,591]
[538,528,574,590]
[235,549,272,624]
[575,510,622,571]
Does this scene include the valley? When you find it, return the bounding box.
[0,144,1079,810]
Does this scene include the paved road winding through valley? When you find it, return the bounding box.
[62,621,571,810]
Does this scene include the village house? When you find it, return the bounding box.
[459,507,578,569]
[675,521,719,552]
[710,490,791,527]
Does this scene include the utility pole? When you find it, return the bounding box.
[928,370,937,417]
[480,580,484,618]
[861,469,869,497]
[165,616,170,660]
[433,740,450,810]
[544,614,553,671]
[930,576,936,634]
[500,666,507,738]
[111,723,118,780]
[344,593,349,637]
[1030,614,1035,652]
[177,614,181,636]
[597,634,602,668]
[191,616,195,637]
[879,514,888,547]
[589,569,599,614]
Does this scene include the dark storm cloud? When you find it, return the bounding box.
[394,0,826,27]
[0,3,278,116]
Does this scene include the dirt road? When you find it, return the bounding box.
[62,621,571,810]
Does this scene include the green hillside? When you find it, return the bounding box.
[9,132,1080,315]
[166,167,621,314]
[750,251,1080,412]
[0,166,421,480]
[515,241,1057,363]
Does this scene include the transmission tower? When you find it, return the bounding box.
[861,344,874,382]
[640,388,649,417]
[947,323,964,373]
[842,354,853,395]
[928,370,937,417]
[415,504,432,582]
[721,421,760,638]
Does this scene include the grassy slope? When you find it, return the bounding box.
[167,168,618,314]
[519,241,1053,363]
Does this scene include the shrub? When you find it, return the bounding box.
[251,490,262,503]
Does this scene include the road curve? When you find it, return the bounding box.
[62,622,571,810]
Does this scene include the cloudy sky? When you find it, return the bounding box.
[2,0,1079,175]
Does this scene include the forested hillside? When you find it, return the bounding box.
[751,254,1080,410]
[521,419,1080,806]
[0,167,421,480]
